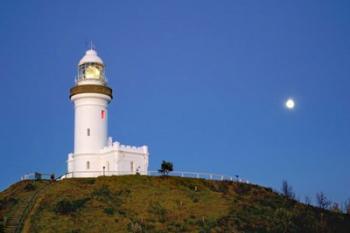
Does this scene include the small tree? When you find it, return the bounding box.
[304,196,312,205]
[344,198,350,214]
[50,173,55,182]
[54,198,89,215]
[281,180,295,200]
[316,192,331,210]
[330,202,341,213]
[158,161,173,176]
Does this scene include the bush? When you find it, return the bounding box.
[92,185,111,198]
[272,208,295,233]
[0,221,4,233]
[81,179,95,185]
[128,222,143,233]
[209,182,230,194]
[149,202,167,222]
[104,207,114,215]
[188,191,200,203]
[234,183,252,195]
[198,217,217,233]
[316,192,331,210]
[158,161,173,176]
[0,197,18,210]
[281,180,295,200]
[69,230,80,233]
[54,198,89,215]
[24,183,36,191]
[127,221,144,233]
[343,198,350,214]
[167,221,188,232]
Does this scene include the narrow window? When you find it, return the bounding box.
[130,161,134,173]
[86,161,90,170]
[87,128,90,136]
[101,110,105,119]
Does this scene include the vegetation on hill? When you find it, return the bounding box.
[1,176,350,233]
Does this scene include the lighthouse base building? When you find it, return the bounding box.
[66,139,149,177]
[65,49,149,178]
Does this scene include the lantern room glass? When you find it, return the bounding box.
[78,63,105,82]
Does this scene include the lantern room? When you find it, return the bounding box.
[77,49,106,85]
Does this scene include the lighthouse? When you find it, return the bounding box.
[71,49,111,154]
[66,49,149,178]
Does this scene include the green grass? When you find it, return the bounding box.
[1,176,349,233]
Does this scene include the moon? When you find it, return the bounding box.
[285,98,295,110]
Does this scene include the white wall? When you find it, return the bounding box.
[72,93,111,154]
[66,143,149,178]
[117,151,149,175]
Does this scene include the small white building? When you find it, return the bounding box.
[65,49,149,178]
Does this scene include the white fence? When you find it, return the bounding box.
[20,172,52,180]
[23,170,250,184]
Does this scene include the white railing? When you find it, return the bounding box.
[21,172,52,180]
[62,170,147,178]
[148,171,249,183]
[57,170,249,183]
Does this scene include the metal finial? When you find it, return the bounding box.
[88,40,96,50]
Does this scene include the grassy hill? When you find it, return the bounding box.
[1,175,349,233]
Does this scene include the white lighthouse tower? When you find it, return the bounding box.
[72,49,111,154]
[66,49,149,178]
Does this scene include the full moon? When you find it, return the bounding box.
[285,98,295,109]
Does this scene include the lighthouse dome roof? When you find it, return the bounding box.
[79,49,104,66]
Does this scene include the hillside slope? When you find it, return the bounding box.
[1,176,349,233]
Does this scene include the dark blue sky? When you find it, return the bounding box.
[0,1,349,204]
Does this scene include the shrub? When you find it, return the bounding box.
[212,182,230,194]
[69,229,81,233]
[149,202,167,222]
[158,161,173,176]
[198,217,217,233]
[316,192,331,210]
[24,183,36,191]
[127,221,144,233]
[81,179,95,185]
[272,208,295,233]
[54,198,89,215]
[188,191,200,203]
[344,198,350,214]
[128,221,144,233]
[0,197,18,210]
[0,221,4,233]
[70,230,80,233]
[167,221,188,232]
[8,197,18,205]
[118,209,126,216]
[281,180,295,200]
[234,183,251,195]
[330,202,341,213]
[104,207,114,215]
[92,185,111,198]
